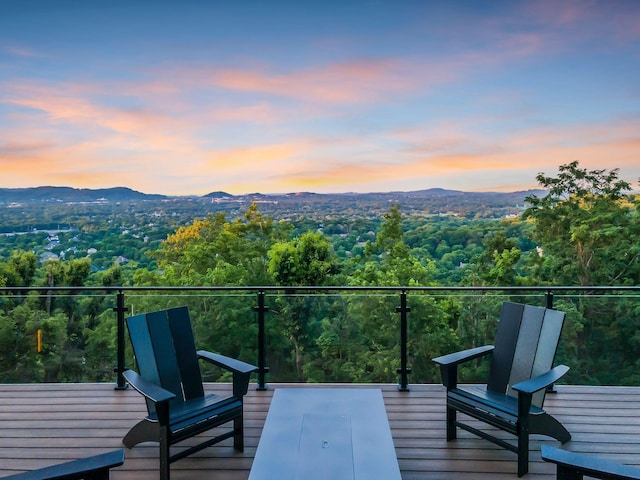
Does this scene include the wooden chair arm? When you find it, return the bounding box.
[2,449,125,480]
[433,345,494,390]
[123,369,175,404]
[197,351,258,396]
[197,350,257,374]
[433,345,494,367]
[512,365,570,395]
[541,445,640,480]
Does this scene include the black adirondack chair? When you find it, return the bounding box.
[541,445,640,480]
[433,301,571,477]
[2,449,125,480]
[122,306,257,480]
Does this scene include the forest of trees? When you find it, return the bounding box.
[0,162,639,386]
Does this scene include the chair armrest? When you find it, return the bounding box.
[512,365,570,395]
[197,351,258,397]
[432,345,494,366]
[2,449,125,480]
[123,369,175,404]
[541,445,640,480]
[197,350,257,374]
[432,345,494,390]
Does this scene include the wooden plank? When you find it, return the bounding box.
[0,383,639,479]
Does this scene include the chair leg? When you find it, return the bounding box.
[531,412,572,444]
[234,414,244,451]
[517,425,529,477]
[87,471,111,480]
[556,465,583,480]
[159,424,171,480]
[446,404,457,441]
[123,419,158,448]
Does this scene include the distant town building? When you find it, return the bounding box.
[39,252,59,263]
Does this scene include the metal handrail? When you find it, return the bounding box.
[2,285,640,390]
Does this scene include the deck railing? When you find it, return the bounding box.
[2,285,640,389]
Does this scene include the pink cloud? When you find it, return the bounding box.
[211,103,281,125]
[521,0,640,44]
[2,45,41,58]
[209,58,450,104]
[3,82,177,135]
[0,140,56,158]
[524,0,594,26]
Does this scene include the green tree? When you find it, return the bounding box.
[150,203,281,286]
[268,232,339,286]
[524,161,638,286]
[524,161,640,384]
[0,250,37,291]
[465,232,523,286]
[347,206,457,383]
[268,231,340,380]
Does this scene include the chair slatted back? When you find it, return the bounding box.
[167,306,205,400]
[487,302,525,393]
[487,302,566,407]
[126,306,204,415]
[529,308,565,406]
[508,305,546,399]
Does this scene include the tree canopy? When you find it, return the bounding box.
[1,161,639,385]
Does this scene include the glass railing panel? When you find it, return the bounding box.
[125,291,258,383]
[0,287,638,386]
[0,290,119,383]
[550,292,640,386]
[262,291,404,384]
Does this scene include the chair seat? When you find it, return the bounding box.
[168,396,242,437]
[146,393,232,421]
[454,385,546,417]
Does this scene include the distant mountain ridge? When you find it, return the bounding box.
[0,186,167,203]
[1,186,546,204]
[0,186,549,219]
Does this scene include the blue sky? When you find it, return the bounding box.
[1,0,639,195]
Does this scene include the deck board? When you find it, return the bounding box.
[1,383,639,479]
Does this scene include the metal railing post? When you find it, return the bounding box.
[545,289,557,393]
[254,290,270,390]
[396,290,412,391]
[545,290,554,309]
[113,289,129,390]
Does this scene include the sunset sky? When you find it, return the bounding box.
[1,0,639,195]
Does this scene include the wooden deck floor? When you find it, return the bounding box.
[1,382,639,479]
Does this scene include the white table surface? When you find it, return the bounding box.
[249,388,401,480]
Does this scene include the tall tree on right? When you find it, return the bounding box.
[524,161,640,384]
[524,161,639,287]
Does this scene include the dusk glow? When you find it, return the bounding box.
[1,0,639,195]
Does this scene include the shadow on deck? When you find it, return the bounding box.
[1,383,639,479]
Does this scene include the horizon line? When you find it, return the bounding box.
[0,184,549,198]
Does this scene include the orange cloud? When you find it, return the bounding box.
[2,24,639,198]
[4,82,179,136]
[211,103,281,125]
[207,143,309,172]
[0,140,56,158]
[246,117,640,194]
